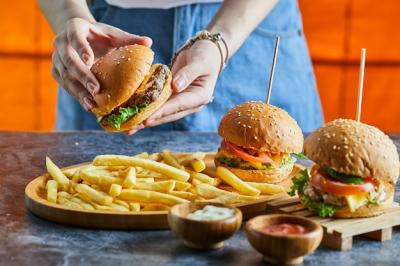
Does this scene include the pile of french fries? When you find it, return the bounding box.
[44,151,285,213]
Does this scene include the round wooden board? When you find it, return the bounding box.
[25,153,301,229]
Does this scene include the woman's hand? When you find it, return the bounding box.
[52,17,152,111]
[127,40,221,135]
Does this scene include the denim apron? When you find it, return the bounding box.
[56,0,323,133]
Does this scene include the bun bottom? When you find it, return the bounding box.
[214,160,294,183]
[333,185,395,218]
[298,183,395,218]
[101,66,172,132]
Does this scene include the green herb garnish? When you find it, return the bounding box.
[288,169,342,217]
[106,103,148,129]
[280,155,296,169]
[323,167,364,184]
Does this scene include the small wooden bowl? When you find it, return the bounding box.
[168,202,242,250]
[245,214,322,265]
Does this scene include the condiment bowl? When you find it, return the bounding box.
[245,214,322,265]
[168,202,242,250]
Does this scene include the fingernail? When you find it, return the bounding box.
[173,76,186,92]
[82,53,91,65]
[83,97,94,111]
[87,82,99,95]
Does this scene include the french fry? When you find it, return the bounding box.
[169,191,199,201]
[128,202,141,212]
[140,203,170,211]
[57,191,72,199]
[118,189,189,206]
[90,202,113,211]
[179,152,206,166]
[109,184,122,197]
[194,182,234,199]
[75,183,113,206]
[46,157,70,191]
[71,170,82,183]
[121,167,136,188]
[109,203,129,212]
[148,153,160,161]
[132,180,176,193]
[245,182,284,194]
[46,180,58,203]
[69,197,95,210]
[190,159,206,172]
[174,180,192,191]
[216,167,260,196]
[190,171,219,186]
[202,167,218,178]
[62,165,85,178]
[93,155,190,182]
[80,168,122,186]
[113,198,130,209]
[133,152,149,158]
[137,172,162,179]
[161,150,184,169]
[136,177,155,183]
[58,197,83,209]
[197,193,238,205]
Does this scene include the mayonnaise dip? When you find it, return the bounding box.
[187,205,235,221]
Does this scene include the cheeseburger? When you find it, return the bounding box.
[90,44,172,131]
[290,119,400,218]
[215,101,304,183]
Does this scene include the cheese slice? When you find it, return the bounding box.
[248,162,265,170]
[344,193,368,212]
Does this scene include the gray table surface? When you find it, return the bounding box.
[1,131,399,266]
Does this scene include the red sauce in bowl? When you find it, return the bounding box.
[258,223,308,235]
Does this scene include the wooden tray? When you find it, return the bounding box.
[25,153,300,230]
[265,194,400,250]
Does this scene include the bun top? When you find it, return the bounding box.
[91,44,154,116]
[304,119,400,183]
[218,101,303,154]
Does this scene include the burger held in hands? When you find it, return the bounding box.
[215,101,304,185]
[290,119,400,218]
[91,44,172,132]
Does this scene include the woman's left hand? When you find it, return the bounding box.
[127,40,222,135]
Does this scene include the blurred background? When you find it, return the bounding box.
[0,0,399,132]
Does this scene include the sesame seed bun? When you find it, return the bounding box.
[218,102,304,153]
[91,44,154,116]
[304,119,400,183]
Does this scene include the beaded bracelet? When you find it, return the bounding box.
[170,30,230,75]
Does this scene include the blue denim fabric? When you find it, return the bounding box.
[56,0,323,132]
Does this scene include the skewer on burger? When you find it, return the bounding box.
[290,119,399,218]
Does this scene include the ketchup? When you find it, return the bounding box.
[258,223,308,235]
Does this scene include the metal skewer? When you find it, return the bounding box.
[266,36,281,104]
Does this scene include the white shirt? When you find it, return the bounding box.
[105,0,222,9]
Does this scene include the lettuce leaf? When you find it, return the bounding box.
[280,155,296,169]
[288,169,342,217]
[323,167,364,184]
[105,103,148,130]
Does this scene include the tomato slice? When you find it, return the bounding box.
[221,140,274,164]
[310,166,375,196]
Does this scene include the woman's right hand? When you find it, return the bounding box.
[52,18,152,111]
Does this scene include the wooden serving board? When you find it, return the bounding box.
[265,194,400,250]
[25,153,300,230]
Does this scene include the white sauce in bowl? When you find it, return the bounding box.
[187,205,235,221]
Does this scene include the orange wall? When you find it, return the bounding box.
[0,1,399,131]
